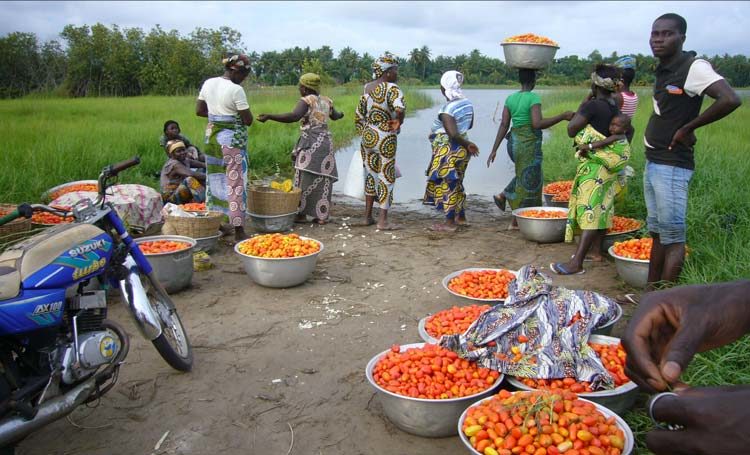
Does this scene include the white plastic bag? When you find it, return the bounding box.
[342,151,365,200]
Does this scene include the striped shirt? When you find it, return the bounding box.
[431,98,474,135]
[620,92,639,119]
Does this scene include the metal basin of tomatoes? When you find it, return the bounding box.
[441,268,518,305]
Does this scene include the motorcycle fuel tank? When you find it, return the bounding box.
[0,288,66,335]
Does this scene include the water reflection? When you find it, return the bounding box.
[334,89,527,210]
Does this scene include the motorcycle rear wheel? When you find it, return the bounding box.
[143,274,193,372]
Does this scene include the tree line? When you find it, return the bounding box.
[1,24,749,99]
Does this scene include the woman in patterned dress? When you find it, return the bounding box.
[423,70,479,232]
[196,54,254,241]
[257,73,344,224]
[354,52,406,230]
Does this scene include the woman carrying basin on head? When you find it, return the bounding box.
[257,73,345,225]
[423,70,479,232]
[487,69,574,229]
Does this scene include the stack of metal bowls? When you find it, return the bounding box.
[246,211,297,233]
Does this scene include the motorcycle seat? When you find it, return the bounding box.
[0,224,105,299]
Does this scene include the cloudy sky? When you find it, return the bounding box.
[3,1,748,59]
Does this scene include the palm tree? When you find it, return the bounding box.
[419,45,431,80]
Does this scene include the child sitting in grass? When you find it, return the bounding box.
[160,140,207,204]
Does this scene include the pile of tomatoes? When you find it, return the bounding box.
[237,233,320,259]
[139,240,192,254]
[31,207,73,225]
[518,341,630,393]
[607,217,641,234]
[424,305,492,339]
[612,238,652,260]
[181,202,206,212]
[518,210,567,219]
[462,389,626,455]
[372,343,501,400]
[503,33,559,47]
[49,183,98,201]
[543,181,573,202]
[448,269,516,300]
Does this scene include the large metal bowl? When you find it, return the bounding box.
[608,245,649,288]
[135,235,196,293]
[506,335,638,415]
[542,193,569,208]
[458,391,634,454]
[512,207,568,243]
[501,42,559,69]
[442,268,518,305]
[365,342,504,437]
[234,236,323,288]
[194,232,221,253]
[41,180,98,203]
[591,302,623,336]
[246,211,297,233]
[603,224,643,254]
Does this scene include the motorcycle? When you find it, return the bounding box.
[0,157,193,448]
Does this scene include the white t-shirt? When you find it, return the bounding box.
[197,77,249,116]
[651,59,723,115]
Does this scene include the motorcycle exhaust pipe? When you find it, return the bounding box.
[119,255,162,340]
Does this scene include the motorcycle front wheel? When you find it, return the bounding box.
[143,274,193,371]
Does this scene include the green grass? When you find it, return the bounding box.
[540,89,750,454]
[0,85,433,203]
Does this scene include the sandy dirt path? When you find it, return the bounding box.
[18,198,634,455]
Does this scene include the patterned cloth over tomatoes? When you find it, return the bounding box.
[607,216,642,234]
[372,343,501,399]
[518,341,630,392]
[449,270,516,300]
[462,389,627,455]
[425,305,492,339]
[139,240,192,254]
[503,33,559,46]
[543,180,573,202]
[237,233,320,259]
[441,266,620,389]
[518,209,567,219]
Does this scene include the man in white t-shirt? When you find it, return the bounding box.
[639,13,741,290]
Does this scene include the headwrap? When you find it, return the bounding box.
[591,72,619,92]
[614,55,636,70]
[440,70,465,101]
[372,52,399,79]
[299,73,321,92]
[223,54,250,71]
[166,140,186,155]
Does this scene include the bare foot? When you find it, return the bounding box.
[377,223,403,231]
[429,222,457,232]
[353,217,376,227]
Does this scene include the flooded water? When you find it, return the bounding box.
[334,89,523,209]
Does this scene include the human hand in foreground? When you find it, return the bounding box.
[467,142,479,157]
[669,126,696,150]
[486,150,497,167]
[647,386,750,455]
[622,281,750,392]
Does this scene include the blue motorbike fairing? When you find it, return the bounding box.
[22,233,114,290]
[0,289,66,335]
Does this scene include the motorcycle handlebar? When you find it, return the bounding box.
[0,203,34,226]
[106,156,141,177]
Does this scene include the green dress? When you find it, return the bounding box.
[502,91,544,210]
[565,125,630,242]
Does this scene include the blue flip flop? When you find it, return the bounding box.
[550,262,586,275]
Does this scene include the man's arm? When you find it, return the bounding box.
[670,79,742,150]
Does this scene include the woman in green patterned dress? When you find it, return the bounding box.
[354,52,406,230]
[195,54,254,241]
[487,69,574,229]
[551,64,629,275]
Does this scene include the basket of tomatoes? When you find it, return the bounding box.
[501,33,560,69]
[135,235,196,293]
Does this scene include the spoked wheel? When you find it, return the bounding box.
[143,274,193,371]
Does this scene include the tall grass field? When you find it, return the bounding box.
[540,88,750,454]
[1,87,748,453]
[0,85,433,202]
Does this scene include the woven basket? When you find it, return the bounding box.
[247,186,301,216]
[164,211,224,238]
[0,204,32,238]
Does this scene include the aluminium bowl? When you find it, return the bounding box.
[194,232,221,253]
[608,245,649,288]
[234,236,323,288]
[512,206,568,243]
[246,211,298,233]
[442,268,518,305]
[505,335,638,415]
[135,235,196,293]
[542,193,570,208]
[501,42,559,70]
[458,390,634,454]
[365,342,504,437]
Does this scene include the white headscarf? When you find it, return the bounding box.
[440,70,465,101]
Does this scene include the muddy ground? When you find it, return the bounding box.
[19,198,636,455]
